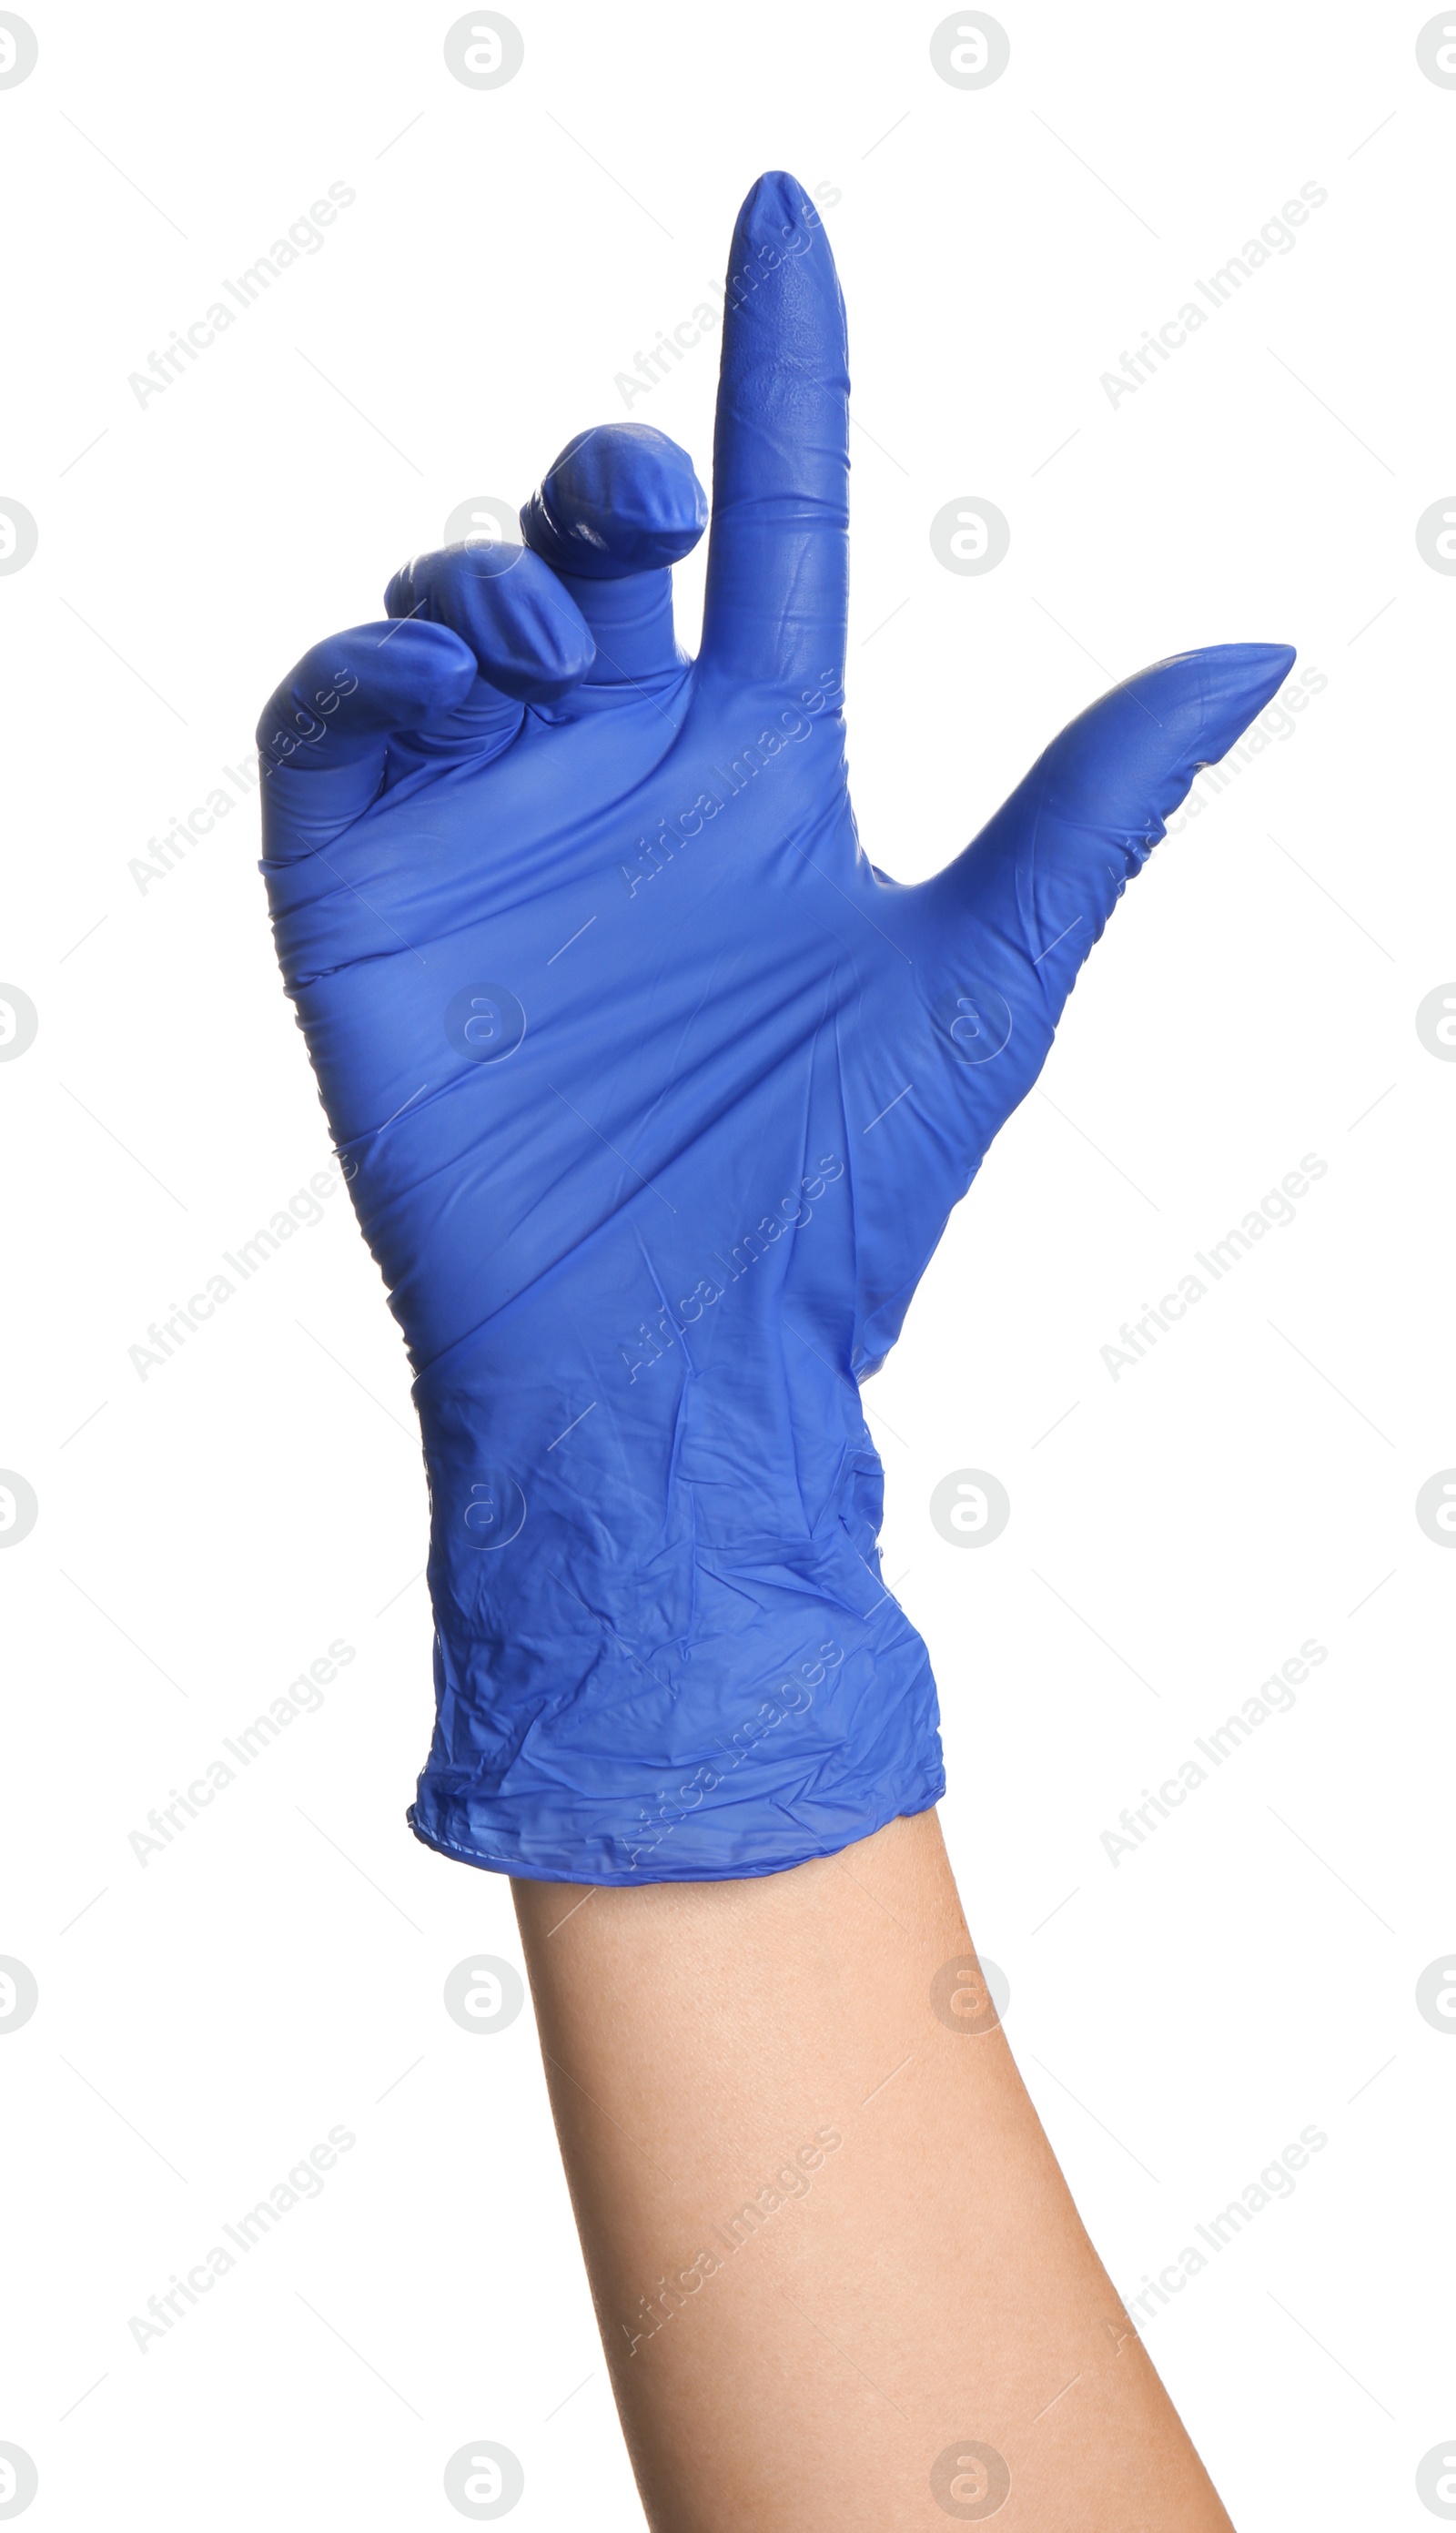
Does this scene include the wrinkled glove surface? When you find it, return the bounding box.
[258,171,1292,1883]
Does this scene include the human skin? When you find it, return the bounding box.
[513,1809,1235,2531]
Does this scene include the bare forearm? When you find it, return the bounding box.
[513,1809,1233,2533]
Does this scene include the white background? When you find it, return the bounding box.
[2,3,1453,2525]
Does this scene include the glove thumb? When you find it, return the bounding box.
[920,642,1296,1010]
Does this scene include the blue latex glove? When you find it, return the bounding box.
[257,172,1293,1884]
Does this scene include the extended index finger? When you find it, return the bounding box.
[700,171,850,693]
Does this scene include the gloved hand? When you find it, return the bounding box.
[257,171,1292,1884]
